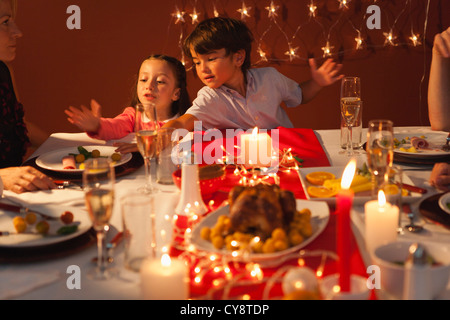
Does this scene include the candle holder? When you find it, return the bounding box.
[175,157,208,216]
[320,274,371,300]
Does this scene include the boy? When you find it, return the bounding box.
[164,17,343,131]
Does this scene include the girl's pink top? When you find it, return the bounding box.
[87,107,136,141]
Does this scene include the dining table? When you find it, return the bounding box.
[1,126,449,301]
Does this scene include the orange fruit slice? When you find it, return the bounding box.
[305,171,335,186]
[307,186,338,198]
[384,184,400,195]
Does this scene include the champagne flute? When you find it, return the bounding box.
[83,158,115,280]
[341,99,362,156]
[340,77,362,155]
[135,103,159,194]
[366,120,394,197]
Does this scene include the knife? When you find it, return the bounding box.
[396,182,428,194]
[0,202,58,220]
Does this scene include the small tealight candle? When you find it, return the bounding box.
[364,190,399,253]
[336,159,356,293]
[140,254,189,300]
[240,127,272,167]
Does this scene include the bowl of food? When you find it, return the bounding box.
[172,164,226,197]
[189,184,330,267]
[438,192,450,215]
[373,241,450,299]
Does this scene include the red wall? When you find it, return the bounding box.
[9,0,450,137]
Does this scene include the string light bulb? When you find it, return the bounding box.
[355,31,364,50]
[258,47,268,62]
[321,41,334,57]
[338,0,350,10]
[383,30,397,46]
[409,32,421,46]
[308,1,317,17]
[171,7,185,24]
[190,7,200,24]
[266,1,279,19]
[213,4,219,17]
[237,2,251,20]
[285,45,299,61]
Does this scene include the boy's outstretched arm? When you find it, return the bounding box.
[114,114,199,154]
[300,58,344,103]
[163,114,198,132]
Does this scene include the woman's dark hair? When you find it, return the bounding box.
[183,17,254,73]
[130,54,190,118]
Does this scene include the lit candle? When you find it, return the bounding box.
[140,254,189,300]
[336,159,356,292]
[364,190,399,253]
[239,127,272,167]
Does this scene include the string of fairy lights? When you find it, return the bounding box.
[167,0,431,68]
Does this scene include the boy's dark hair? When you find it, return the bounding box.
[130,54,190,118]
[183,17,254,73]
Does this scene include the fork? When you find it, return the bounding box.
[443,133,450,151]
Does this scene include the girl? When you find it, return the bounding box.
[65,54,190,144]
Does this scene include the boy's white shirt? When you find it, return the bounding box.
[186,67,302,130]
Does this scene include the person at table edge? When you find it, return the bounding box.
[0,0,55,194]
[428,26,450,192]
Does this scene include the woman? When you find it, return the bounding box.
[428,27,450,192]
[0,0,55,193]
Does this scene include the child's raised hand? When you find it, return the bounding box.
[309,58,344,87]
[65,99,102,133]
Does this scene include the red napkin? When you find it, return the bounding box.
[190,127,329,165]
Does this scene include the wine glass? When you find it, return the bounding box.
[340,77,362,155]
[83,158,115,280]
[341,99,362,156]
[135,103,159,194]
[366,120,394,197]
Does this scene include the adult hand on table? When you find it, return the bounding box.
[0,166,56,194]
[429,162,450,192]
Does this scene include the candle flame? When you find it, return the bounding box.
[341,159,356,189]
[378,189,386,207]
[161,253,171,267]
[252,127,258,136]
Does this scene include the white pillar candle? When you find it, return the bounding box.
[364,190,399,253]
[240,127,272,167]
[140,254,189,300]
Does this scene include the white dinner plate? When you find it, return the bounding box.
[189,199,329,267]
[298,166,422,205]
[438,192,450,215]
[0,205,91,247]
[35,146,132,173]
[394,132,450,158]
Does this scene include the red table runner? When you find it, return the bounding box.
[180,128,370,299]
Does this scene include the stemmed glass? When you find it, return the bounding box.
[340,77,362,156]
[83,158,115,280]
[366,120,394,197]
[135,103,159,194]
